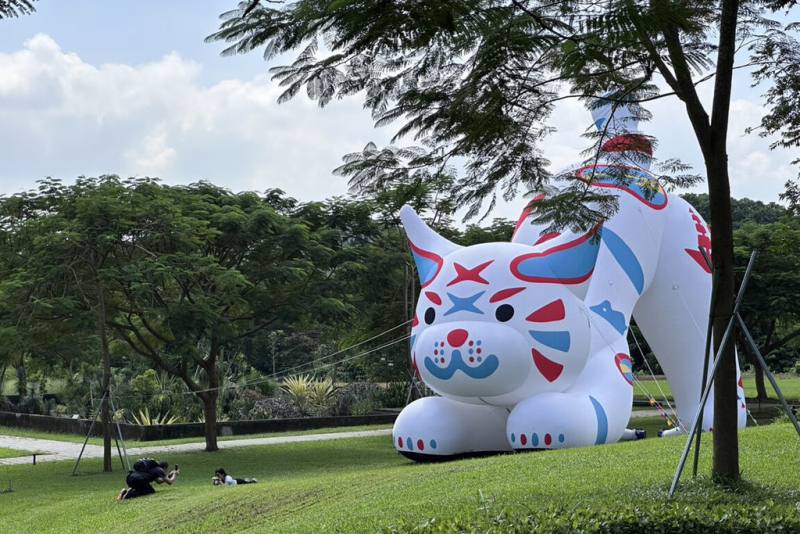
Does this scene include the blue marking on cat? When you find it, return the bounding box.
[445,291,485,316]
[529,330,571,352]
[589,300,627,335]
[590,396,608,444]
[601,228,644,294]
[423,349,500,380]
[411,249,439,286]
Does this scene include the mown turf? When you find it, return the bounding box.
[0,423,392,448]
[0,423,797,533]
[0,447,29,459]
[634,371,800,402]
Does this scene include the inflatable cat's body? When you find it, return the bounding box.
[393,102,746,460]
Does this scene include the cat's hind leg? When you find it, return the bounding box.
[632,196,747,433]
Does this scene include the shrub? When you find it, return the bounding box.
[227,388,267,420]
[130,408,180,426]
[351,398,377,416]
[383,501,800,533]
[794,360,800,375]
[334,382,382,416]
[308,378,337,416]
[247,397,302,419]
[377,382,408,408]
[281,374,313,415]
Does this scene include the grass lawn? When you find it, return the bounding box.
[634,371,800,402]
[0,447,30,460]
[0,423,797,532]
[0,423,393,448]
[0,417,668,451]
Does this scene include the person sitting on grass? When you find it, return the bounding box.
[117,458,179,501]
[212,467,257,486]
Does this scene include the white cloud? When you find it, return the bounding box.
[0,34,796,221]
[0,34,390,200]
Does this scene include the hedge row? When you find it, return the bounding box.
[385,502,800,533]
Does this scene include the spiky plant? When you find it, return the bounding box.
[281,374,313,415]
[308,378,337,416]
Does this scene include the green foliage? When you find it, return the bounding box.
[735,220,800,372]
[681,193,790,229]
[130,407,180,426]
[377,382,408,409]
[280,374,314,415]
[308,378,337,416]
[350,398,377,416]
[207,0,798,225]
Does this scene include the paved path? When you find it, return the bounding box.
[0,429,392,466]
[631,408,668,418]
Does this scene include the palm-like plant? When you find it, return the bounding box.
[308,378,337,416]
[281,374,313,415]
[0,0,37,19]
[131,407,180,426]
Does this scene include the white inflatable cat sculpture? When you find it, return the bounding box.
[394,102,747,460]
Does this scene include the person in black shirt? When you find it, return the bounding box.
[117,458,179,501]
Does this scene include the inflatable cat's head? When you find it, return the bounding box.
[401,205,595,406]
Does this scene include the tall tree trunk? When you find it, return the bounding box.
[753,319,775,401]
[98,288,112,472]
[753,356,768,401]
[202,392,219,452]
[706,147,740,483]
[16,356,27,398]
[202,361,219,452]
[706,0,741,484]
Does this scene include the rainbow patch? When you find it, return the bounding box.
[615,353,634,385]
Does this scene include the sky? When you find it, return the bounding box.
[0,1,797,221]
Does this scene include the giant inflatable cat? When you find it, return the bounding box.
[393,101,747,460]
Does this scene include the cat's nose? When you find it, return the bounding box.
[447,329,469,347]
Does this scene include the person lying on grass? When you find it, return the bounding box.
[117,458,179,501]
[212,468,257,486]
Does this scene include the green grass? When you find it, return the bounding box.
[0,447,30,459]
[634,371,800,402]
[0,423,797,532]
[0,423,392,448]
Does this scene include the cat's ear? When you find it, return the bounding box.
[400,205,462,287]
[510,225,602,291]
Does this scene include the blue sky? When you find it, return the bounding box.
[1,1,797,219]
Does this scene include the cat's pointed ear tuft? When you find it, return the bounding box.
[400,205,461,287]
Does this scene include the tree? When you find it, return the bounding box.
[0,177,139,471]
[104,181,334,451]
[734,221,800,399]
[0,0,36,18]
[209,0,800,482]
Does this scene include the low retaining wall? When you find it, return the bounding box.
[0,410,397,441]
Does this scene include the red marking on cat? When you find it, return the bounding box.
[489,287,525,303]
[425,291,442,305]
[532,348,564,382]
[447,329,469,348]
[534,232,561,246]
[685,209,712,274]
[527,300,566,323]
[447,261,493,286]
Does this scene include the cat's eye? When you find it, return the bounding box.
[424,307,436,325]
[495,304,514,322]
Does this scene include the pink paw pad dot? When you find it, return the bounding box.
[513,432,566,448]
[397,436,437,451]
